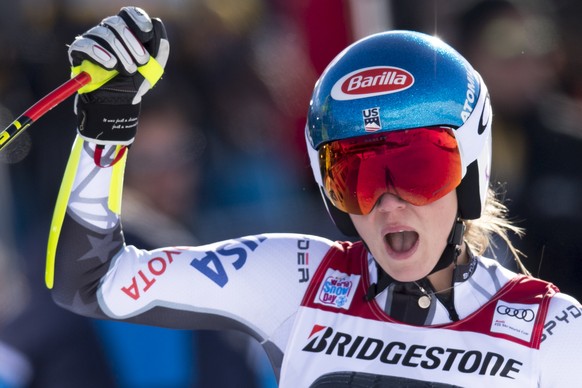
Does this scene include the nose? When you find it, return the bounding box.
[374,192,407,213]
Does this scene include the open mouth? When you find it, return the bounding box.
[385,231,419,253]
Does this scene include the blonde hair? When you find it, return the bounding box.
[463,187,530,275]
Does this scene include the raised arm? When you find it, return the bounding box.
[46,7,334,358]
[47,5,169,311]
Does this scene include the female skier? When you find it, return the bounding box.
[48,6,582,387]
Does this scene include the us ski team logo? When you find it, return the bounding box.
[363,107,381,132]
[315,268,360,310]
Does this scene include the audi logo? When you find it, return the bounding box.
[496,305,535,322]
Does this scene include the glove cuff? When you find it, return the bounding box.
[77,99,141,144]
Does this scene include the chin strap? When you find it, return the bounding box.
[365,216,465,301]
[428,217,465,275]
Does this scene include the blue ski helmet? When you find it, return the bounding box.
[306,31,492,236]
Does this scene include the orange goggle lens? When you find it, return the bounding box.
[319,127,462,215]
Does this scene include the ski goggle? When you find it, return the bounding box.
[319,127,462,215]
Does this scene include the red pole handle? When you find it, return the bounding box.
[0,72,92,150]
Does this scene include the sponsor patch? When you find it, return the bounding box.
[491,301,539,342]
[301,325,524,379]
[362,107,381,132]
[314,268,360,310]
[331,66,414,101]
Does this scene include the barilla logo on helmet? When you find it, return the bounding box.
[331,66,414,100]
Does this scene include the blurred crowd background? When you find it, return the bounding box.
[1,0,582,387]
